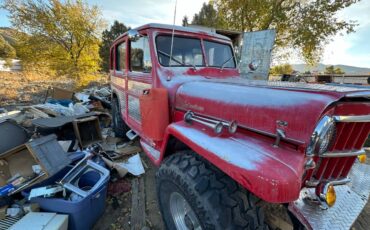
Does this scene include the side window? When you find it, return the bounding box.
[116,42,126,71]
[130,37,152,73]
[109,47,114,70]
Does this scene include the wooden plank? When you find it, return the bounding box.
[116,145,142,156]
[26,107,49,118]
[131,177,146,230]
[33,106,59,117]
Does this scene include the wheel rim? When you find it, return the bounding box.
[169,192,202,230]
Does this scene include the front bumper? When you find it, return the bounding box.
[289,162,370,230]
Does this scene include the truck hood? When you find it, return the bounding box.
[175,78,370,145]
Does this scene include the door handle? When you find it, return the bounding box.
[143,89,150,95]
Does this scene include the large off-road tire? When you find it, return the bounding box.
[156,151,267,230]
[111,97,129,138]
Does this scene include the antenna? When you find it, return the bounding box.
[169,0,177,68]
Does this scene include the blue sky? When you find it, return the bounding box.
[1,0,369,68]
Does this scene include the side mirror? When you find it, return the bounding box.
[128,29,141,42]
[248,59,261,71]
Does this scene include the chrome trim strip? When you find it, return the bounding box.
[345,91,370,98]
[321,149,366,158]
[333,115,370,122]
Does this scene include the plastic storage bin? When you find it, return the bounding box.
[22,162,109,230]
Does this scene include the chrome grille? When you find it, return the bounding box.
[306,122,370,184]
[331,122,370,151]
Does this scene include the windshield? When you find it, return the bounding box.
[156,35,204,67]
[204,40,235,68]
[155,35,235,68]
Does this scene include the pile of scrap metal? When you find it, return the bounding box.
[0,86,144,230]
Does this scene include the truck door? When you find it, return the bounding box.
[126,35,152,133]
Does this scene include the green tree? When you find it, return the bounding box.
[334,67,345,74]
[325,65,345,74]
[2,0,105,81]
[0,35,16,66]
[191,2,224,28]
[182,16,189,27]
[209,0,359,65]
[325,65,335,74]
[99,20,129,72]
[270,64,293,75]
[324,65,335,74]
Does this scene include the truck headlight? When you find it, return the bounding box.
[307,116,336,155]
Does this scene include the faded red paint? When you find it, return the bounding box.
[110,24,370,207]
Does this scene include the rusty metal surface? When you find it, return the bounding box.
[290,162,370,230]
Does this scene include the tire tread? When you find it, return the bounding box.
[156,151,267,230]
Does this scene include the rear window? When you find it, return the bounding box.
[116,42,126,71]
[156,35,204,67]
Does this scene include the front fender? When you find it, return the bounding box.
[161,121,305,203]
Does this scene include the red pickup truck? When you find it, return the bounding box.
[110,23,370,230]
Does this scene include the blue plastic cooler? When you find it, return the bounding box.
[22,161,110,230]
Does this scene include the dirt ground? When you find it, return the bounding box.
[93,150,369,230]
[93,151,164,230]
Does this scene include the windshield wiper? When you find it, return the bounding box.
[158,49,197,70]
[220,56,234,71]
[158,50,183,65]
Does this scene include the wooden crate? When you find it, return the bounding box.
[73,116,102,148]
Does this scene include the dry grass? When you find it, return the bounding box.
[0,71,108,107]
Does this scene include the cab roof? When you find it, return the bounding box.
[113,23,231,44]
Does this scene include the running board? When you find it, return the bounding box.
[140,140,160,161]
[126,129,138,140]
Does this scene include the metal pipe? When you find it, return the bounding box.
[184,111,223,134]
[305,177,351,187]
[184,111,238,134]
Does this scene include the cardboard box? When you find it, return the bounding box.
[51,87,74,100]
[73,116,102,148]
[0,135,71,192]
